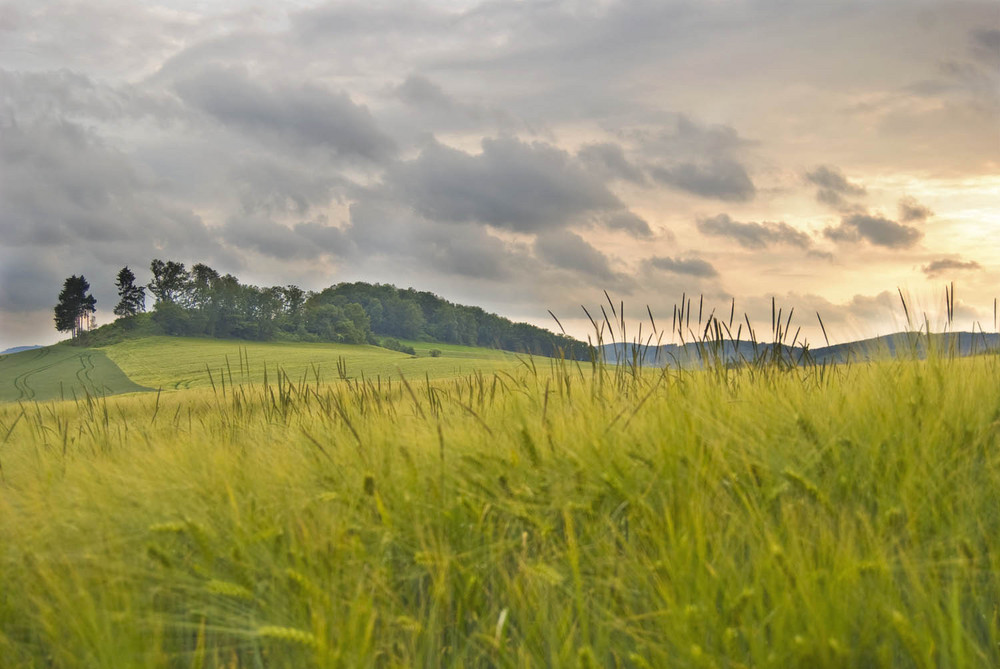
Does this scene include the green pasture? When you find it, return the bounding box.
[0,348,997,667]
[100,336,521,391]
[0,344,149,402]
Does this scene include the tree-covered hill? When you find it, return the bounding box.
[81,260,589,359]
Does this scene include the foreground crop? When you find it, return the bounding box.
[1,356,998,668]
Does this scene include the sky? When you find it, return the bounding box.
[1,0,998,351]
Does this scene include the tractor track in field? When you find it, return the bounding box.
[10,348,58,401]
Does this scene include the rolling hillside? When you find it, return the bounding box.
[1,337,523,402]
[599,331,1000,367]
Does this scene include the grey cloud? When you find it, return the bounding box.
[231,160,343,216]
[971,29,1000,65]
[295,222,352,257]
[0,251,64,313]
[650,159,755,202]
[577,142,645,184]
[806,165,866,196]
[386,136,624,232]
[815,188,859,212]
[662,115,754,157]
[604,211,652,238]
[898,197,933,223]
[346,200,517,281]
[535,230,618,283]
[174,65,396,162]
[0,119,213,253]
[394,74,454,108]
[823,213,923,249]
[223,216,354,262]
[637,117,756,202]
[647,256,718,278]
[922,258,982,277]
[696,214,811,250]
[0,69,177,124]
[222,216,323,261]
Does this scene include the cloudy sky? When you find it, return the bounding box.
[1,0,998,350]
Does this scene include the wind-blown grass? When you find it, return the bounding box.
[0,350,998,667]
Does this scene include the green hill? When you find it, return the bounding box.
[0,344,150,402]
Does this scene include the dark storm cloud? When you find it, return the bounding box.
[898,197,934,223]
[647,256,718,278]
[823,213,923,249]
[650,159,756,202]
[174,65,396,163]
[577,142,645,184]
[385,136,626,233]
[696,214,811,250]
[922,258,982,277]
[534,231,619,284]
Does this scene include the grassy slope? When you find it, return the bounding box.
[0,344,150,402]
[100,336,520,391]
[1,354,997,667]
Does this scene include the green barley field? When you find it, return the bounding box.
[0,339,998,667]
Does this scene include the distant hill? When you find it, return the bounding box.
[599,331,1000,368]
[1,345,43,356]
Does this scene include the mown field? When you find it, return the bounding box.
[0,345,998,667]
[0,344,150,402]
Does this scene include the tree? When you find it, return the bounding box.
[113,266,146,317]
[148,259,187,304]
[54,275,97,338]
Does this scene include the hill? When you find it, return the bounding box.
[599,331,1000,367]
[0,345,43,356]
[83,268,587,360]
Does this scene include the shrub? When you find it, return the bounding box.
[381,337,416,355]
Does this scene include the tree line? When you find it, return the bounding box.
[54,261,589,359]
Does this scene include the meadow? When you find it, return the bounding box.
[0,341,998,667]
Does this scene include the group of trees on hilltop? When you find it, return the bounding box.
[53,261,588,358]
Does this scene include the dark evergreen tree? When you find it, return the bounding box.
[113,266,146,317]
[54,275,97,338]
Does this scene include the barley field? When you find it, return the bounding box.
[0,347,998,667]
